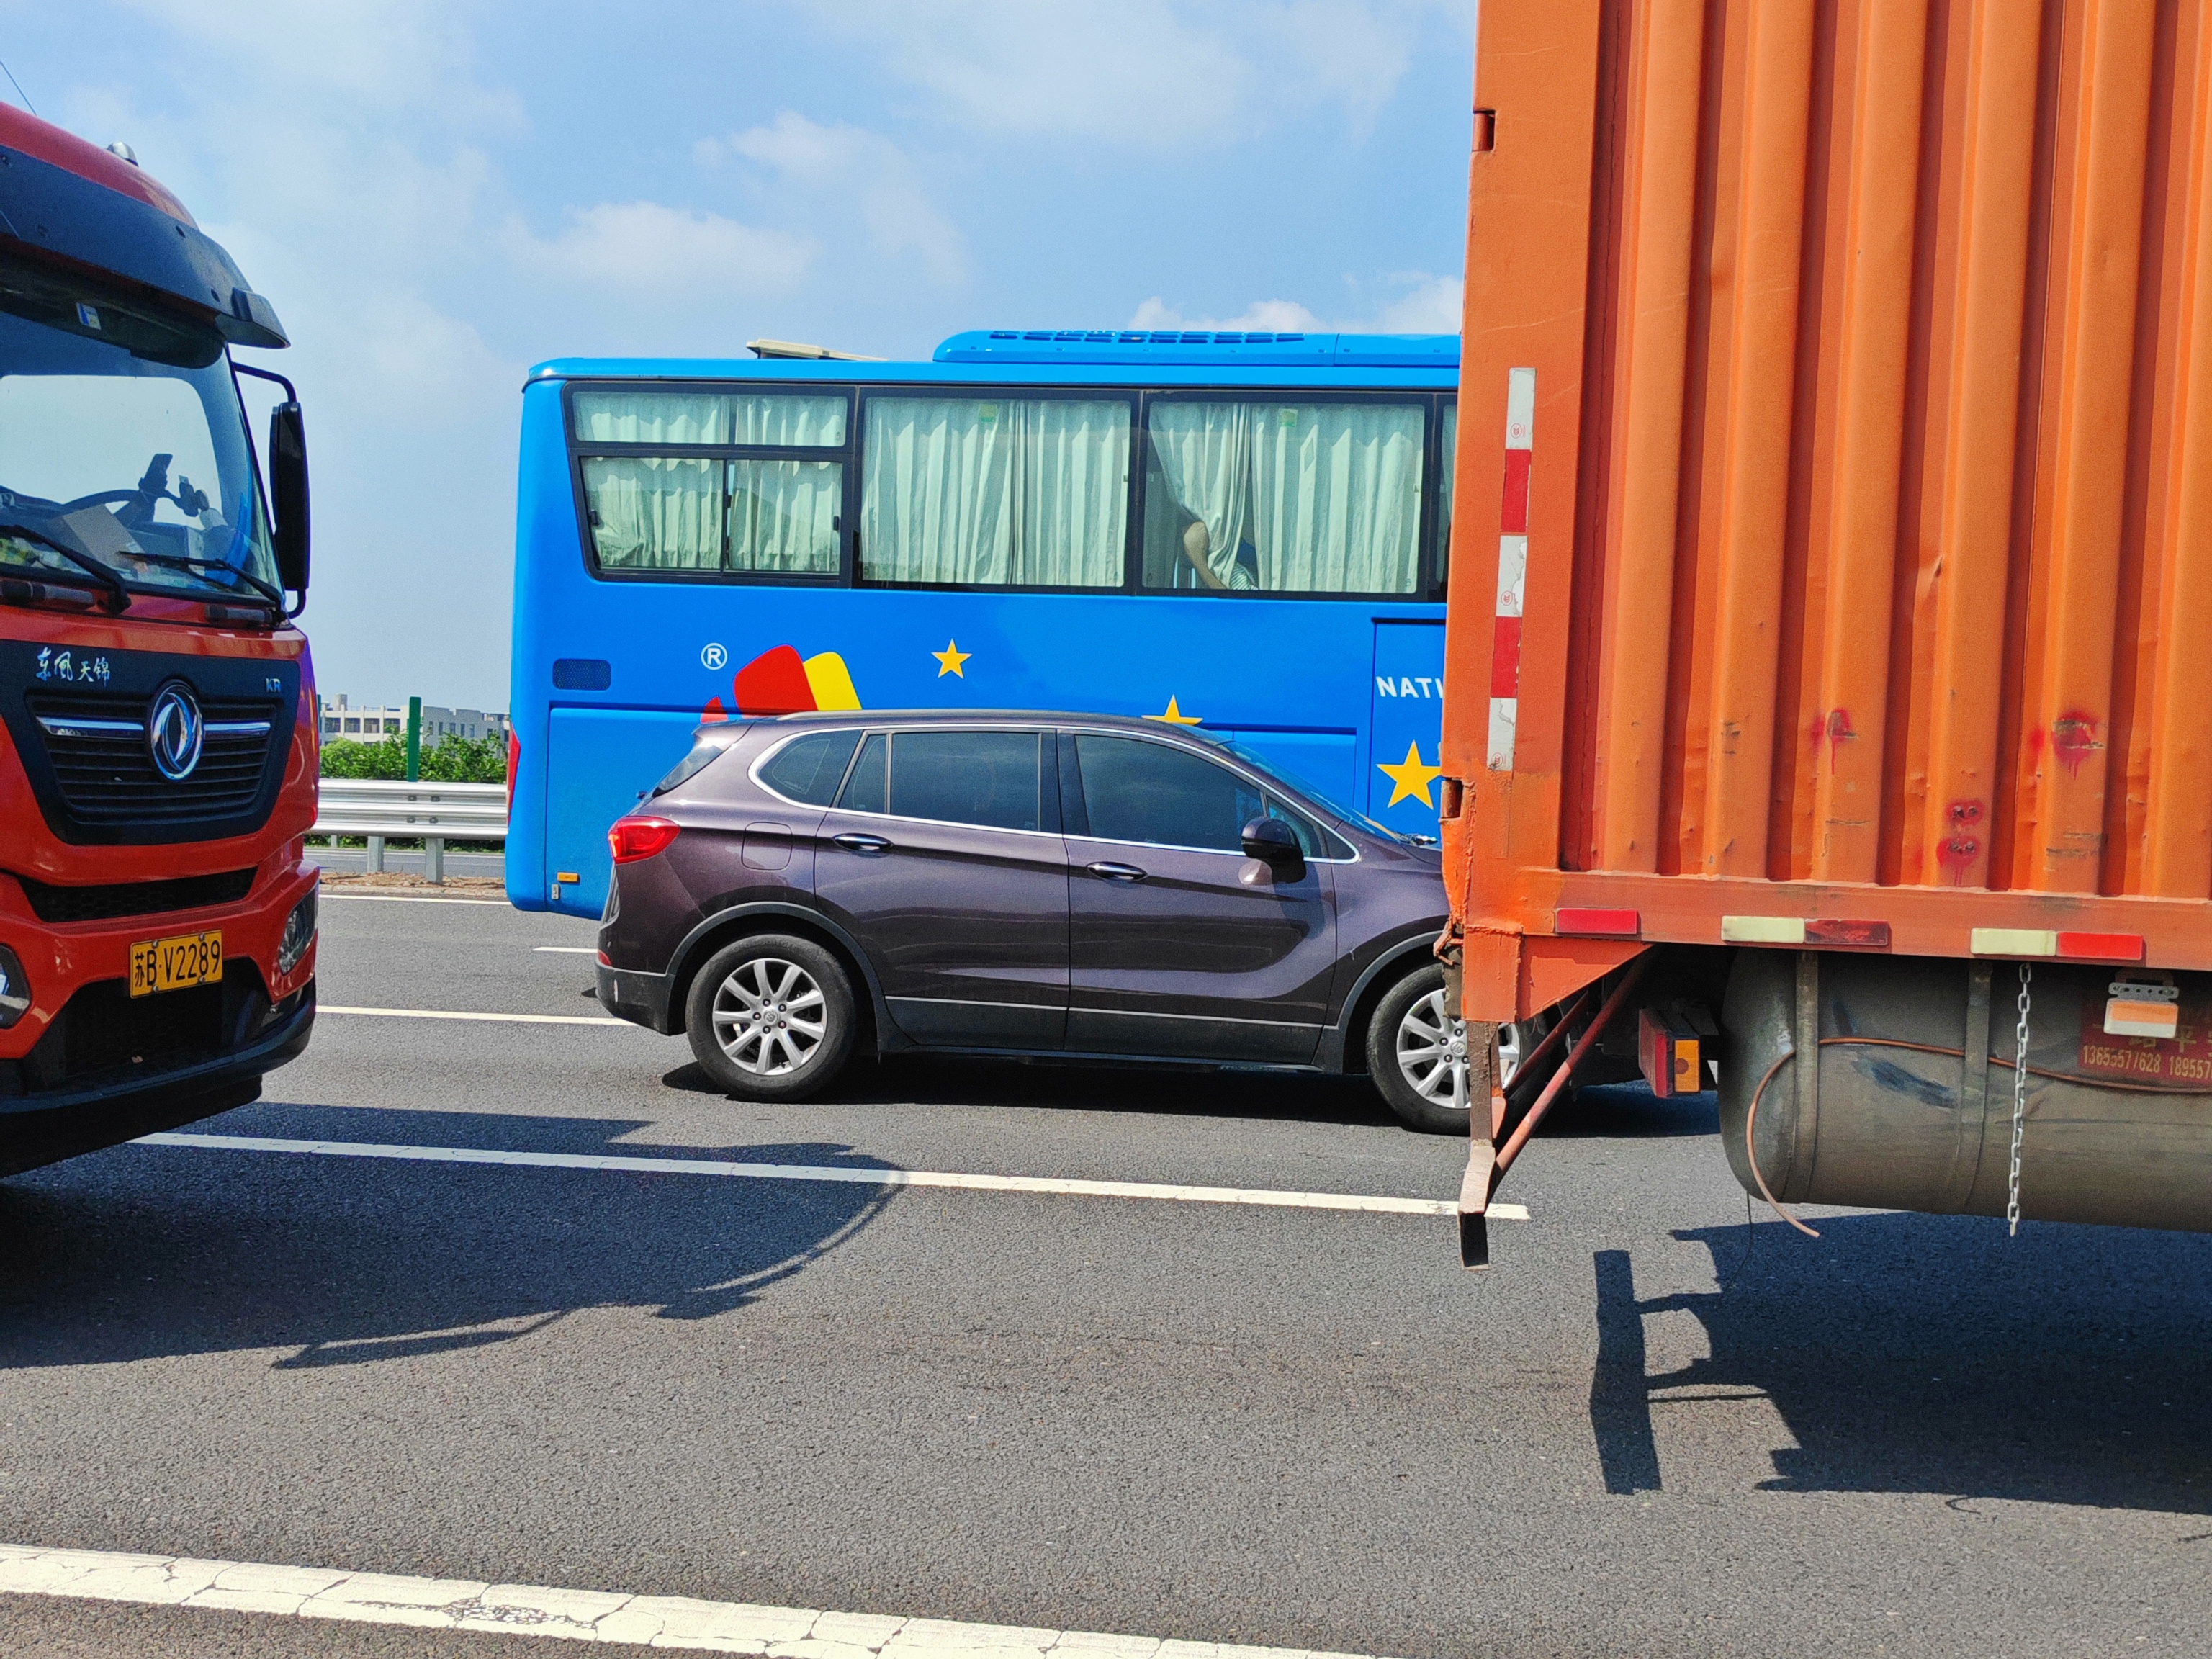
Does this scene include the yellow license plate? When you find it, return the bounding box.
[130,930,222,997]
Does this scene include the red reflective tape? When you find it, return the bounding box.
[1803,919,1892,950]
[1490,615,1522,698]
[2056,932,2145,963]
[1501,449,1532,534]
[1556,908,1640,938]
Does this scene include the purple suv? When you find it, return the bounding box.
[594,711,1471,1131]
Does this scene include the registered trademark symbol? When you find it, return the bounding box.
[701,642,727,670]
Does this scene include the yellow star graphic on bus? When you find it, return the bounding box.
[1377,739,1444,807]
[1146,696,1203,725]
[932,639,971,678]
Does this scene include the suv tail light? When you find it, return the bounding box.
[609,816,680,863]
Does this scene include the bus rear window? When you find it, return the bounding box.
[860,396,1129,588]
[1141,400,1425,595]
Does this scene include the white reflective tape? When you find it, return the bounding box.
[1486,698,1517,771]
[1972,928,2059,957]
[1495,534,1527,618]
[1719,916,1808,945]
[1505,367,1537,450]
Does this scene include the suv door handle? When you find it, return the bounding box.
[1086,861,1148,881]
[833,832,891,854]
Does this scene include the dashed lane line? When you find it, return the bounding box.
[534,945,598,953]
[0,1542,1391,1658]
[321,1004,629,1027]
[137,1132,1530,1221]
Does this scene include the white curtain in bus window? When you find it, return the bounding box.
[582,456,721,569]
[570,390,847,446]
[728,459,840,573]
[861,397,1128,585]
[1143,402,1424,593]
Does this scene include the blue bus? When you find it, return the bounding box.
[507,328,1460,917]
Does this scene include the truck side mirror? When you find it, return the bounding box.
[268,400,310,596]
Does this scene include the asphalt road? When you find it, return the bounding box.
[1,893,2208,1657]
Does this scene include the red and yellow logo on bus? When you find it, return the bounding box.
[703,645,862,721]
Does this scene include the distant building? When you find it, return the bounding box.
[320,694,509,745]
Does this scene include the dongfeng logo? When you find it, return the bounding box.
[146,683,205,781]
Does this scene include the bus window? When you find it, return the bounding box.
[1140,400,1424,595]
[729,459,840,574]
[581,456,723,570]
[572,390,847,446]
[860,395,1129,588]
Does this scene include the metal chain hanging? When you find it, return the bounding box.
[2008,963,2033,1238]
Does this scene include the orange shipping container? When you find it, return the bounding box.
[1444,0,2212,1027]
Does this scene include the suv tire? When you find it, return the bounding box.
[685,934,856,1102]
[1369,963,1497,1135]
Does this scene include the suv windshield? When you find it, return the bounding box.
[0,258,278,609]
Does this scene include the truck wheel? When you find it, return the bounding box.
[685,935,855,1102]
[1367,964,1530,1135]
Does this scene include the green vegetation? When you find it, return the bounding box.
[320,732,508,783]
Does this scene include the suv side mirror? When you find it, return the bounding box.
[1241,814,1306,881]
[268,400,310,597]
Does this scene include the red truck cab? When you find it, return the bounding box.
[0,106,318,1174]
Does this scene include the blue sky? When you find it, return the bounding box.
[1,1,1477,711]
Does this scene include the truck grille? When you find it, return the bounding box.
[25,688,282,828]
[51,975,226,1084]
[17,868,256,924]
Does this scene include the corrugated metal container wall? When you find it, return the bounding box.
[1442,0,2212,1025]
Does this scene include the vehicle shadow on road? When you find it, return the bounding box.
[1588,1213,2212,1513]
[1537,1081,1719,1139]
[659,1053,1406,1130]
[0,1107,897,1372]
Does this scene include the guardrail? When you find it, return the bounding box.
[313,778,506,883]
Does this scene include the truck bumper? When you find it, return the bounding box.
[0,982,314,1177]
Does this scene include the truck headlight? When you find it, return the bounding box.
[0,945,27,1028]
[276,889,318,976]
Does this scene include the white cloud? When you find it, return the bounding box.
[786,0,1470,146]
[1130,296,1325,333]
[716,114,966,286]
[1130,271,1460,333]
[1375,271,1462,331]
[505,202,817,300]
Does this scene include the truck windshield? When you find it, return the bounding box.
[0,258,278,608]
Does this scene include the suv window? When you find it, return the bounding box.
[757,728,860,806]
[837,729,1043,832]
[1076,734,1300,852]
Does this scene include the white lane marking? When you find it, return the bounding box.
[321,1004,628,1028]
[0,1542,1398,1657]
[137,1133,1529,1221]
[533,945,598,954]
[320,895,508,907]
